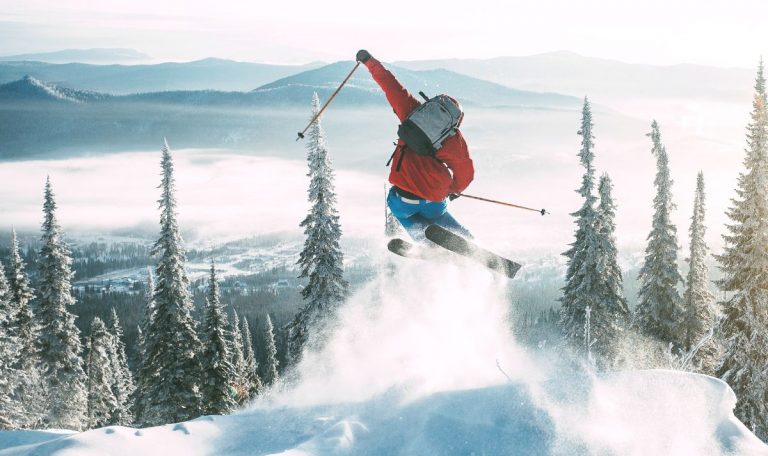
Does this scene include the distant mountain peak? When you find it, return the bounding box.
[0,76,104,103]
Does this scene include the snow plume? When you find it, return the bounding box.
[269,252,539,407]
[251,248,766,455]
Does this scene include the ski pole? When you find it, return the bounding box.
[458,193,548,216]
[296,61,361,141]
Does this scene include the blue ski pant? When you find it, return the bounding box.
[387,187,472,241]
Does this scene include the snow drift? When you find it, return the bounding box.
[1,255,766,455]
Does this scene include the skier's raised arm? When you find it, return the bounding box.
[357,50,420,122]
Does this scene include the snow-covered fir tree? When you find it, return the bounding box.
[137,267,155,366]
[241,317,263,400]
[559,97,603,354]
[634,121,684,348]
[36,177,87,430]
[7,228,42,428]
[590,174,630,365]
[108,308,134,425]
[199,261,237,415]
[716,61,768,439]
[288,93,349,363]
[134,140,203,426]
[261,314,280,387]
[132,268,155,424]
[229,307,247,403]
[681,172,718,373]
[85,317,119,429]
[0,260,21,429]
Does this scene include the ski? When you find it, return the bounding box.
[424,224,521,279]
[387,238,434,260]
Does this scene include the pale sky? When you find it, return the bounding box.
[0,0,766,66]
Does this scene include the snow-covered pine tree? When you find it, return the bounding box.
[241,317,263,400]
[261,314,280,387]
[36,177,87,430]
[108,308,134,425]
[85,317,119,429]
[137,267,155,366]
[0,260,22,429]
[199,261,237,415]
[131,268,155,424]
[559,98,603,354]
[7,228,42,428]
[134,140,203,426]
[681,172,718,373]
[229,307,247,403]
[288,93,349,364]
[590,174,630,366]
[716,61,768,439]
[634,121,684,348]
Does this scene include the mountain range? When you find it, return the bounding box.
[0,59,324,94]
[0,62,581,160]
[395,51,754,102]
[0,48,151,64]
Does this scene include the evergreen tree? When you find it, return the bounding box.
[108,308,134,425]
[135,140,203,426]
[132,268,155,425]
[86,317,119,429]
[137,267,155,366]
[261,314,280,387]
[716,61,768,439]
[36,177,87,430]
[229,307,247,403]
[241,317,263,400]
[590,174,630,365]
[681,173,718,372]
[559,98,603,353]
[199,261,237,415]
[7,228,42,428]
[634,121,684,348]
[0,260,21,429]
[288,93,349,363]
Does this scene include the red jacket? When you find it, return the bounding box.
[365,58,474,202]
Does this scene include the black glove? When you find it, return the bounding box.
[356,49,372,64]
[448,193,461,201]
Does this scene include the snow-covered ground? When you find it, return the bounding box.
[1,370,764,455]
[1,255,766,456]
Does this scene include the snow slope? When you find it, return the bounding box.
[0,371,764,456]
[1,256,766,455]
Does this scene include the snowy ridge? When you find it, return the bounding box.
[0,76,105,103]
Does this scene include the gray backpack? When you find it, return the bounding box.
[397,92,463,156]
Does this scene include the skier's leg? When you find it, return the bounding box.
[432,211,473,239]
[420,200,473,239]
[387,188,430,241]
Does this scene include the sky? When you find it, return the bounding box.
[0,0,766,66]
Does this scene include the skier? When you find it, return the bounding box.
[356,49,474,241]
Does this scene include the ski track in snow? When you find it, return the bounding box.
[1,256,766,455]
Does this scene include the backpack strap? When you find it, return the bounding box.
[395,146,407,171]
[386,143,407,172]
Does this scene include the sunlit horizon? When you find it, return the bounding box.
[1,0,767,67]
